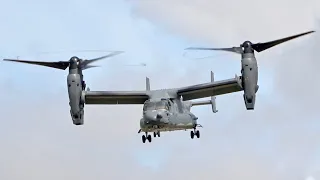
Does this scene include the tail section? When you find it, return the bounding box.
[189,71,218,113]
[190,99,218,113]
[210,71,218,113]
[146,77,150,91]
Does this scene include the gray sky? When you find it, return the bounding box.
[0,0,319,179]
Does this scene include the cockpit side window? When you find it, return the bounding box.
[155,100,170,110]
[143,101,147,111]
[164,101,170,110]
[143,101,156,111]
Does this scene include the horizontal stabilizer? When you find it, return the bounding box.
[191,99,218,113]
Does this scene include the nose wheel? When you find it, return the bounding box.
[142,133,152,143]
[190,129,200,139]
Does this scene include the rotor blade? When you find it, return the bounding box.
[124,63,147,66]
[82,65,100,70]
[185,47,243,54]
[252,30,315,52]
[3,59,70,70]
[81,51,124,67]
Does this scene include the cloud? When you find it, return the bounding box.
[129,0,319,45]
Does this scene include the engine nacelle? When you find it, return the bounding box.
[241,54,258,110]
[67,73,84,125]
[241,74,258,110]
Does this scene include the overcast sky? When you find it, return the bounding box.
[0,0,319,179]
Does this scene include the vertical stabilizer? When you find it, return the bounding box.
[211,71,218,113]
[211,71,214,82]
[146,77,150,91]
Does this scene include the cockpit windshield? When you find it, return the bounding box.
[143,99,170,111]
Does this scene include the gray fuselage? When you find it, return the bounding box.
[140,99,198,132]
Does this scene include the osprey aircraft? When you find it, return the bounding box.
[84,71,243,143]
[185,30,315,110]
[4,52,244,143]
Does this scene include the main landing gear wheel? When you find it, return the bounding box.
[142,135,146,143]
[147,135,152,142]
[142,133,152,143]
[195,130,200,138]
[190,130,200,139]
[153,132,160,137]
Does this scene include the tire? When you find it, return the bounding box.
[147,135,152,142]
[190,131,194,139]
[196,130,200,138]
[142,135,146,143]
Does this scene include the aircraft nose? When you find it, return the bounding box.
[156,113,162,119]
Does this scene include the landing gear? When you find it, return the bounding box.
[190,129,200,139]
[195,130,200,138]
[82,80,86,90]
[153,131,160,137]
[142,133,152,143]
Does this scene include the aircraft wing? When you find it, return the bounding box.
[84,91,149,104]
[177,75,243,100]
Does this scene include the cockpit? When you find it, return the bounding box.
[143,99,170,111]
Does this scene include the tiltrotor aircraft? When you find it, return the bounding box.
[185,30,315,110]
[4,51,245,143]
[3,51,124,125]
[84,71,243,143]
